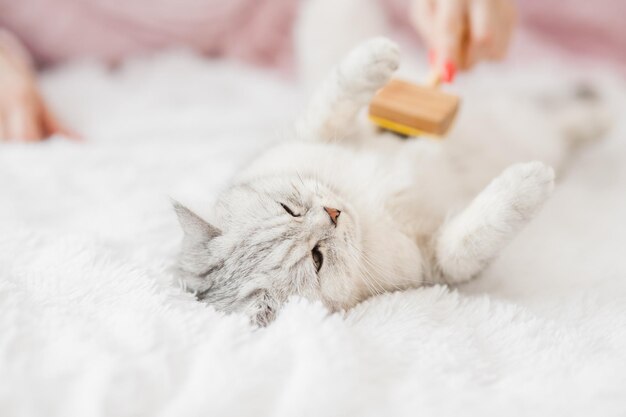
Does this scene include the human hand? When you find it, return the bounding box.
[411,0,517,81]
[0,32,76,142]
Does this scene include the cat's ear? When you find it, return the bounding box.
[172,201,222,295]
[172,200,222,245]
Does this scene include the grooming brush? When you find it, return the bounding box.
[368,53,460,138]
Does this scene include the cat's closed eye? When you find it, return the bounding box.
[312,245,323,272]
[280,203,300,217]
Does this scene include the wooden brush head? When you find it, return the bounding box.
[368,79,460,137]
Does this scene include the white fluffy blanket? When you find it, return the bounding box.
[1,52,625,416]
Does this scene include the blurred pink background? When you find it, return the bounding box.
[0,0,624,74]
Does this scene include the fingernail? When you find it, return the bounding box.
[442,60,456,83]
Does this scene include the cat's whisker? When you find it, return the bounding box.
[351,239,407,293]
[336,244,378,296]
[341,241,388,296]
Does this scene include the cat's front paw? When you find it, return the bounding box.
[495,161,555,221]
[341,37,400,92]
[360,37,400,86]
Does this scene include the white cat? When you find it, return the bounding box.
[173,38,604,325]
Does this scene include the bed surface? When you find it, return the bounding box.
[1,52,625,416]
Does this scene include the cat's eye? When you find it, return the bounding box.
[280,203,300,217]
[311,245,323,272]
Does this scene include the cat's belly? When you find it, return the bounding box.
[237,140,466,237]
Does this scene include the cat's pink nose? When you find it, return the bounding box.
[324,207,341,225]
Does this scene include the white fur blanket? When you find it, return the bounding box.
[1,52,625,416]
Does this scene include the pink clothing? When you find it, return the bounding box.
[0,0,296,68]
[0,0,625,72]
[521,0,626,72]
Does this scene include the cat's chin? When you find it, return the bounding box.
[319,279,370,313]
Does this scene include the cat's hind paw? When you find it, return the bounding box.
[434,161,554,284]
[491,161,555,222]
[539,82,613,146]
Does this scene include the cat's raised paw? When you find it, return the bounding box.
[362,37,400,82]
[495,161,555,220]
[342,37,400,91]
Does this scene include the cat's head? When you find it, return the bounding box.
[173,175,367,325]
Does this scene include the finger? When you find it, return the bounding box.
[40,101,81,140]
[490,0,517,60]
[489,19,508,60]
[6,106,42,142]
[467,0,496,67]
[434,0,466,72]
